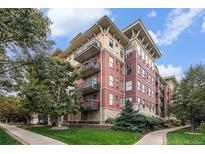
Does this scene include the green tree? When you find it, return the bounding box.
[44,57,80,127]
[170,64,205,132]
[19,56,80,127]
[112,100,148,133]
[0,96,19,123]
[0,8,54,94]
[18,55,51,124]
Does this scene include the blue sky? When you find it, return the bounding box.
[43,8,205,80]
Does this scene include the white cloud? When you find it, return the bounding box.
[147,10,157,18]
[46,8,112,38]
[202,21,205,32]
[150,9,205,46]
[157,64,183,80]
[148,30,160,44]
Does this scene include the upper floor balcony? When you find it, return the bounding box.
[80,59,100,79]
[75,80,100,95]
[74,38,101,63]
[80,99,100,111]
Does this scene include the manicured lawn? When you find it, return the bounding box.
[26,126,142,145]
[0,128,21,145]
[167,127,205,145]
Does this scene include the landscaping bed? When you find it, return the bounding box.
[25,126,142,145]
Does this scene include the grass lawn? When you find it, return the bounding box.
[0,128,21,145]
[167,127,205,145]
[26,126,142,145]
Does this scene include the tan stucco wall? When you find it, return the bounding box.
[133,105,157,117]
[65,53,79,66]
[95,32,125,62]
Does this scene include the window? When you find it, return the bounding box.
[109,56,114,68]
[149,102,152,111]
[152,77,154,85]
[109,94,114,105]
[120,97,124,107]
[109,38,113,48]
[142,68,145,78]
[137,81,141,91]
[148,88,151,96]
[137,46,141,57]
[120,81,124,91]
[126,81,132,91]
[137,64,141,75]
[126,97,132,102]
[109,75,114,87]
[142,84,145,93]
[145,54,148,64]
[138,97,141,107]
[126,64,132,75]
[126,47,132,58]
[141,49,145,61]
[148,58,151,67]
[120,48,124,59]
[142,99,145,109]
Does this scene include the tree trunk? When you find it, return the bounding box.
[191,116,196,132]
[27,117,30,125]
[47,115,52,126]
[56,116,62,128]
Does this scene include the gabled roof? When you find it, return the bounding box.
[122,19,162,59]
[69,15,129,51]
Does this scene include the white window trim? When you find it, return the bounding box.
[109,94,114,105]
[109,75,114,87]
[126,80,132,91]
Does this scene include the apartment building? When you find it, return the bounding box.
[39,15,178,125]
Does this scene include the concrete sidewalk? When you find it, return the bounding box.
[136,126,189,145]
[0,123,66,145]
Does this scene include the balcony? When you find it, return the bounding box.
[74,38,101,63]
[80,99,100,111]
[80,59,100,79]
[75,81,100,95]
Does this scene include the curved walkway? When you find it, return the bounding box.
[136,126,189,145]
[0,123,66,145]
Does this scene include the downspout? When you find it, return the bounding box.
[100,46,103,124]
[99,25,104,125]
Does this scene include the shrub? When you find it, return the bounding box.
[105,118,116,124]
[78,120,100,124]
[112,100,168,133]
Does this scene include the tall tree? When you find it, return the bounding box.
[170,64,205,132]
[0,96,19,123]
[0,8,54,94]
[19,56,80,127]
[44,57,80,127]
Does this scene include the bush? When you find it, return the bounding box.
[105,118,116,124]
[111,100,168,133]
[78,120,100,124]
